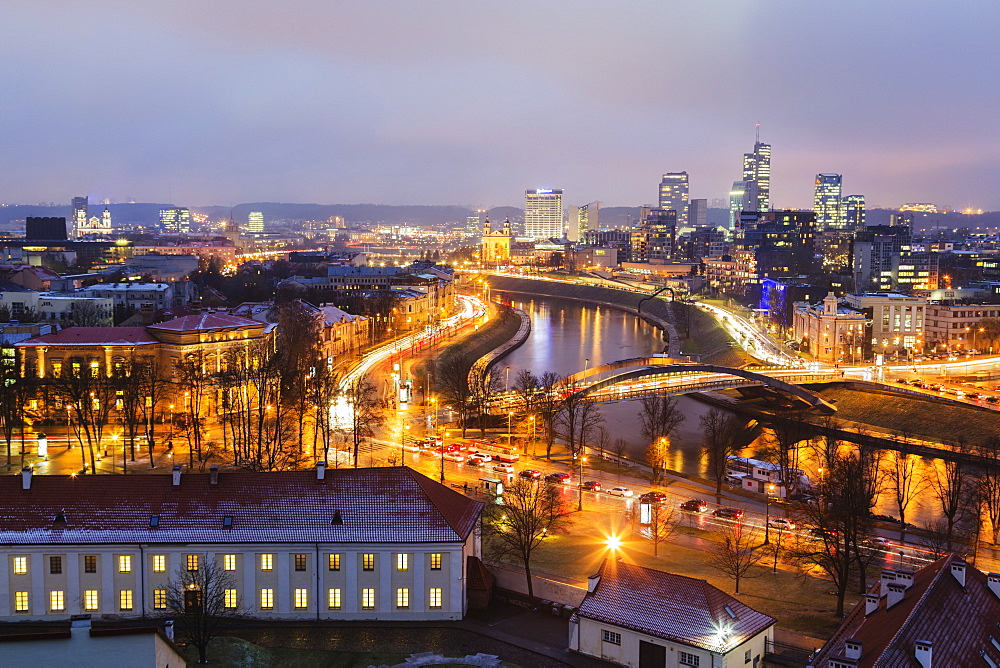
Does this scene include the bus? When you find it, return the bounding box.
[466,440,520,463]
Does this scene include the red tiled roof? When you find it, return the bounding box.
[574,560,775,653]
[17,327,160,347]
[813,554,1000,666]
[148,313,262,332]
[1,467,483,545]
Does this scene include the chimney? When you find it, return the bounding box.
[886,582,906,609]
[316,461,326,480]
[587,574,601,593]
[915,639,932,668]
[896,570,914,589]
[865,593,880,616]
[172,465,182,486]
[163,620,175,641]
[988,573,1000,599]
[209,465,219,486]
[950,561,966,588]
[21,466,32,490]
[845,639,862,660]
[880,570,896,589]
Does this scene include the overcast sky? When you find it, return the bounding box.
[2,1,999,210]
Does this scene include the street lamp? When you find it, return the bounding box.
[764,483,775,545]
[400,424,410,463]
[529,415,536,459]
[440,430,449,483]
[508,412,514,447]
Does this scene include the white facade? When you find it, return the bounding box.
[525,189,564,240]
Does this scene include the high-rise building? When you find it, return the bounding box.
[688,199,707,227]
[524,189,563,240]
[841,194,866,230]
[248,211,264,234]
[630,207,677,262]
[735,210,817,280]
[658,173,689,226]
[160,207,191,233]
[852,225,912,291]
[813,173,843,231]
[741,138,771,213]
[568,202,600,242]
[466,210,483,236]
[71,196,88,238]
[728,181,747,229]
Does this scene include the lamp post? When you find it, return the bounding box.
[400,424,410,464]
[508,412,513,447]
[440,430,448,483]
[764,483,775,545]
[530,415,536,459]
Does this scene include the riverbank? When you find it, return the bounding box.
[412,301,527,381]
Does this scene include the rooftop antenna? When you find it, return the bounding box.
[755,122,760,144]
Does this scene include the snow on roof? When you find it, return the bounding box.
[2,467,483,546]
[17,327,160,347]
[149,313,262,332]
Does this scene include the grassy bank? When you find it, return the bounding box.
[412,304,522,379]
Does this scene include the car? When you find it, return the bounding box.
[809,526,839,539]
[968,391,984,400]
[767,518,796,531]
[712,507,744,520]
[546,472,571,484]
[789,492,817,503]
[608,486,633,497]
[519,469,542,480]
[442,452,465,462]
[467,457,486,467]
[640,491,669,504]
[680,499,708,512]
[582,480,602,492]
[987,396,1000,404]
[470,452,493,462]
[868,536,892,548]
[492,463,515,474]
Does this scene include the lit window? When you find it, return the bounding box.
[396,588,409,609]
[118,555,132,573]
[152,555,166,573]
[361,588,375,610]
[14,591,29,612]
[260,554,273,571]
[396,554,409,571]
[679,650,700,666]
[224,589,238,609]
[428,587,442,609]
[84,555,97,573]
[602,630,621,645]
[295,554,307,571]
[294,588,308,609]
[49,556,62,574]
[328,588,342,609]
[12,556,27,575]
[328,554,341,571]
[153,590,167,609]
[362,554,375,571]
[186,554,199,572]
[119,589,133,611]
[224,554,237,571]
[49,590,65,612]
[260,589,274,610]
[84,590,99,610]
[429,553,442,570]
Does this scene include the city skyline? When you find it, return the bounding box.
[2,2,998,210]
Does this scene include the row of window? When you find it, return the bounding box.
[599,629,701,666]
[13,587,445,613]
[13,552,445,575]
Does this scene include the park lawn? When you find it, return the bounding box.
[186,636,412,667]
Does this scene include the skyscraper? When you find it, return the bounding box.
[160,207,191,233]
[248,211,264,234]
[841,194,866,230]
[688,199,707,227]
[71,196,88,238]
[813,173,843,231]
[630,207,676,262]
[728,181,747,229]
[741,133,771,213]
[568,201,600,242]
[524,189,564,240]
[658,173,689,226]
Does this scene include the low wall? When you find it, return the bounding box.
[485,561,587,607]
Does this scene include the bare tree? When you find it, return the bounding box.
[646,501,678,557]
[0,361,34,470]
[175,352,211,469]
[709,521,764,594]
[637,395,685,448]
[764,413,811,493]
[511,369,540,416]
[468,363,502,437]
[612,438,630,478]
[700,408,749,499]
[137,359,170,468]
[978,436,1000,546]
[645,436,670,485]
[344,376,384,468]
[275,300,323,455]
[434,355,472,437]
[165,559,246,664]
[885,447,926,543]
[308,364,340,464]
[481,477,571,598]
[928,439,970,545]
[535,371,562,458]
[68,300,110,327]
[51,356,117,473]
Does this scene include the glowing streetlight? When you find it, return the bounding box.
[606,535,622,552]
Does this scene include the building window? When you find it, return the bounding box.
[84,590,99,610]
[362,554,375,571]
[49,556,62,574]
[396,553,409,571]
[119,590,133,611]
[50,590,65,612]
[328,554,341,571]
[12,556,27,575]
[679,650,700,666]
[294,588,308,609]
[429,553,442,570]
[186,554,199,572]
[152,555,166,573]
[328,588,342,609]
[396,588,409,609]
[260,554,273,571]
[118,555,132,573]
[153,590,167,610]
[294,554,307,571]
[14,591,29,613]
[260,589,274,610]
[601,629,621,645]
[224,589,238,609]
[361,588,376,610]
[224,554,237,571]
[428,587,443,609]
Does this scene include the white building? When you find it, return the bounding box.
[248,211,264,234]
[81,281,195,310]
[525,188,564,240]
[570,560,775,667]
[1,465,484,622]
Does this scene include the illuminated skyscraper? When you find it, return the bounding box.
[813,173,843,231]
[71,196,88,238]
[568,201,600,242]
[728,181,747,229]
[248,211,264,234]
[841,194,866,230]
[658,172,689,226]
[525,189,563,240]
[741,134,771,212]
[160,207,191,233]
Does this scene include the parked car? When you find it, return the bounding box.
[470,452,493,462]
[492,463,515,474]
[519,469,542,480]
[713,507,744,519]
[582,481,602,492]
[680,499,708,512]
[546,472,571,484]
[789,492,817,503]
[767,518,796,531]
[640,491,669,504]
[608,487,633,498]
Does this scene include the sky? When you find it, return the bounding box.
[2,1,999,210]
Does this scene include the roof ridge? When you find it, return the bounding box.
[405,467,483,538]
[879,554,953,657]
